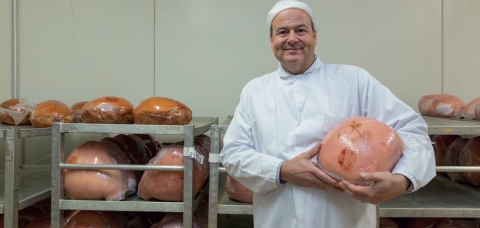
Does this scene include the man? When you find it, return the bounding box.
[220,0,436,227]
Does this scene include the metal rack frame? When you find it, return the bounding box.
[208,116,480,228]
[0,124,52,228]
[50,117,218,228]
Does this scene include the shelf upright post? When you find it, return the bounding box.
[4,126,20,228]
[51,123,65,228]
[183,125,195,228]
[208,125,220,228]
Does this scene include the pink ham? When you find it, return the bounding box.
[457,98,480,120]
[475,102,480,120]
[138,136,210,202]
[459,136,480,187]
[226,174,253,203]
[444,138,469,183]
[64,211,124,228]
[432,135,461,176]
[418,94,465,118]
[318,116,403,186]
[64,141,131,201]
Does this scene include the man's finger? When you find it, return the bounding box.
[305,142,322,159]
[360,172,387,183]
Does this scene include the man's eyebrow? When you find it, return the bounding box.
[275,23,308,31]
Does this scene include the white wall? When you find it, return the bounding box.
[0,0,12,168]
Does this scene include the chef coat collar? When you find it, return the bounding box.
[277,55,322,78]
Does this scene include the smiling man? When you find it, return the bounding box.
[220,0,436,227]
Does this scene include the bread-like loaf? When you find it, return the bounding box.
[133,97,192,125]
[418,94,465,118]
[81,96,134,124]
[318,116,403,186]
[71,101,88,123]
[30,100,75,128]
[0,98,35,125]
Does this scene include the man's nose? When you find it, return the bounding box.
[287,30,298,44]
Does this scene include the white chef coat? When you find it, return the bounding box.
[220,56,436,228]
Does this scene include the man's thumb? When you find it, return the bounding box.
[306,142,322,158]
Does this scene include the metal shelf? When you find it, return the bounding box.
[423,116,480,135]
[380,175,480,218]
[0,123,52,228]
[50,117,218,228]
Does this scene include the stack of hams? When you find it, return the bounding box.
[418,94,480,120]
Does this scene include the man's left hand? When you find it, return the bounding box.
[338,172,410,204]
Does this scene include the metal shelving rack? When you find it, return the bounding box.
[0,124,52,228]
[208,116,252,228]
[208,116,480,228]
[50,117,218,228]
[379,116,480,219]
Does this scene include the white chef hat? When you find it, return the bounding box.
[267,0,318,29]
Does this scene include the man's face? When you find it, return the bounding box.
[270,9,316,75]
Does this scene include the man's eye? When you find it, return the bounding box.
[278,31,287,35]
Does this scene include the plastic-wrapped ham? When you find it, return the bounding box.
[81,96,134,124]
[444,138,469,183]
[475,102,480,120]
[457,98,480,120]
[64,141,134,201]
[418,94,465,118]
[318,116,403,186]
[226,174,253,203]
[432,135,460,175]
[30,100,75,128]
[459,136,480,187]
[137,136,210,202]
[133,97,192,125]
[0,98,35,125]
[64,211,124,228]
[70,101,88,123]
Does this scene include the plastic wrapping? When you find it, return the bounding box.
[475,102,480,120]
[457,97,480,120]
[64,141,133,201]
[70,101,88,123]
[81,96,134,124]
[133,97,192,125]
[226,174,253,203]
[418,94,465,118]
[444,138,469,183]
[30,100,75,128]
[137,135,210,202]
[64,211,124,228]
[0,98,35,125]
[318,116,403,186]
[459,136,480,187]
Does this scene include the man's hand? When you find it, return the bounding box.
[338,172,410,204]
[280,142,343,192]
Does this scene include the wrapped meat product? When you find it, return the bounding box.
[133,134,160,160]
[457,98,480,120]
[133,97,192,125]
[81,96,134,124]
[0,98,35,125]
[318,116,403,185]
[444,138,469,183]
[64,141,133,201]
[432,135,460,175]
[226,174,253,203]
[114,134,149,165]
[475,102,480,120]
[70,101,88,123]
[459,136,480,187]
[24,215,52,228]
[418,94,465,118]
[405,217,444,228]
[137,136,210,201]
[30,100,75,128]
[101,141,138,195]
[379,218,399,228]
[64,210,123,228]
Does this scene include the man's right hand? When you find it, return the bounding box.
[280,142,343,193]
